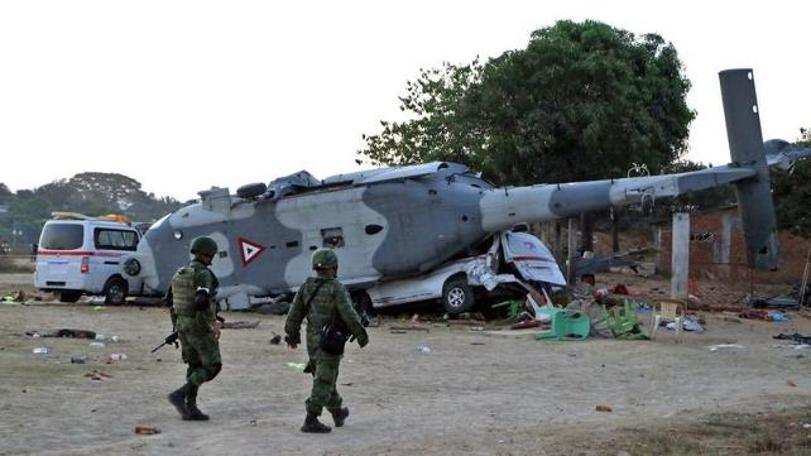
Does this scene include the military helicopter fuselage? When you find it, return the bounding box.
[124,69,811,309]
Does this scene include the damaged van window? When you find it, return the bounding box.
[321,227,345,248]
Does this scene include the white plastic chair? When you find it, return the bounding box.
[649,299,685,343]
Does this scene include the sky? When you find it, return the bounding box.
[1,1,809,201]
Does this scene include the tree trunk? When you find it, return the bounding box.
[611,207,621,253]
[579,212,593,254]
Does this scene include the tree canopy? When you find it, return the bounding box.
[359,20,695,186]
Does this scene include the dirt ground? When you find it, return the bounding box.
[2,273,811,455]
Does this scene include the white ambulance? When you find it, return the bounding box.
[34,214,144,304]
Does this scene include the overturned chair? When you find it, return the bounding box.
[536,308,590,341]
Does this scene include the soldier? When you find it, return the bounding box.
[166,236,222,421]
[285,248,369,433]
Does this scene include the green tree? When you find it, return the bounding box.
[359,20,695,188]
[772,128,811,237]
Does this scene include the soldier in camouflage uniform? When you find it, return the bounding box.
[285,248,369,433]
[167,236,223,421]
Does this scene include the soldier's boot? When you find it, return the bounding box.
[330,407,349,427]
[167,387,190,419]
[301,413,332,433]
[184,404,210,421]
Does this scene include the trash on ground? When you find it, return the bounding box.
[88,341,105,349]
[222,320,260,329]
[707,344,745,351]
[390,325,430,332]
[93,306,106,311]
[469,326,485,331]
[787,379,798,387]
[70,356,87,364]
[85,369,113,381]
[26,329,97,339]
[596,404,613,412]
[511,320,541,330]
[416,344,431,354]
[95,334,120,342]
[287,362,306,371]
[666,319,703,332]
[134,425,160,435]
[739,309,790,321]
[774,333,811,345]
[32,347,49,355]
[269,334,282,345]
[107,353,127,362]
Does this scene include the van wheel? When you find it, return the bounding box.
[442,277,474,314]
[103,277,128,305]
[59,291,82,303]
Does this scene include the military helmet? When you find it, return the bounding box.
[312,248,338,269]
[191,236,218,256]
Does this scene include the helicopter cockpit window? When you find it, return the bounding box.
[321,227,345,248]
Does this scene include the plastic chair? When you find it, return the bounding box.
[536,309,590,341]
[650,298,686,342]
[601,300,646,339]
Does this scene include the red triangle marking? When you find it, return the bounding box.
[238,237,265,266]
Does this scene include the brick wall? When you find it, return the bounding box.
[658,207,811,284]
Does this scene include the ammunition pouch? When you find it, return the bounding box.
[319,320,349,356]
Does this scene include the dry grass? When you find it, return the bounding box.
[596,408,811,455]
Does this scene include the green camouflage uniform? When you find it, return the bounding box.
[285,274,368,416]
[171,260,221,401]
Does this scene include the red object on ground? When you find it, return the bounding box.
[134,425,160,435]
[510,320,541,330]
[611,284,629,295]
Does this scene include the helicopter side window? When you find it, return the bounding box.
[321,227,345,248]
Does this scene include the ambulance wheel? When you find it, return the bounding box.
[442,277,474,314]
[59,291,82,303]
[103,277,128,305]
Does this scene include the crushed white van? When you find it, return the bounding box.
[366,230,565,314]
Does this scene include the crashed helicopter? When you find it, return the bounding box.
[121,69,811,310]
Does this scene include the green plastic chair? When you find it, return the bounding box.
[600,299,648,340]
[536,309,590,341]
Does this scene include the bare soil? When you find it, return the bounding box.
[2,272,811,455]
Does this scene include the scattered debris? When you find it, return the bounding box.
[469,326,485,332]
[107,353,127,362]
[70,356,87,364]
[85,369,113,381]
[93,306,106,311]
[286,362,306,372]
[787,379,798,387]
[666,319,703,332]
[739,310,790,321]
[707,344,745,351]
[510,320,541,330]
[341,382,354,387]
[222,320,260,329]
[269,334,282,345]
[390,325,430,332]
[471,342,486,346]
[88,341,105,349]
[32,347,48,355]
[249,419,257,427]
[26,329,97,339]
[390,330,407,334]
[774,333,811,344]
[416,344,431,354]
[595,404,613,413]
[134,425,161,435]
